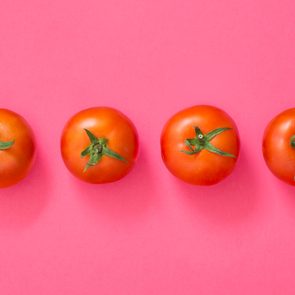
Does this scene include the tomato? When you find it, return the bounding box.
[61,107,138,183]
[0,109,35,187]
[263,108,295,185]
[161,105,240,185]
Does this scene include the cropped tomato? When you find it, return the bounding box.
[161,105,240,185]
[263,108,295,185]
[61,107,138,183]
[0,109,35,187]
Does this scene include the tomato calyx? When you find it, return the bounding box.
[81,129,126,172]
[290,135,295,149]
[181,127,236,158]
[0,140,14,150]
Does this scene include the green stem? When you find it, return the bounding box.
[81,129,127,172]
[180,126,236,158]
[290,135,295,148]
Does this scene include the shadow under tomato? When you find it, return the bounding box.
[274,176,295,219]
[73,146,156,221]
[171,147,259,225]
[0,150,50,229]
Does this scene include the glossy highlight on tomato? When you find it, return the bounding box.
[61,107,138,184]
[263,108,295,185]
[161,105,240,185]
[0,109,35,187]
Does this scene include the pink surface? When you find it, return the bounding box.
[0,0,295,294]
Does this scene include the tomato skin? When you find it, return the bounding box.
[161,105,240,185]
[0,109,35,188]
[61,107,138,184]
[263,108,295,185]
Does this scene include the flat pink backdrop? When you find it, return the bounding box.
[0,0,295,294]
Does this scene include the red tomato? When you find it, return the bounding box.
[61,107,138,183]
[161,105,240,185]
[0,109,35,187]
[263,108,295,185]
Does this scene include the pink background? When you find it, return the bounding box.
[0,0,295,294]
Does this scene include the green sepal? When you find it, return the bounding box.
[81,129,127,172]
[104,147,127,162]
[184,139,195,151]
[84,128,98,143]
[180,143,202,155]
[206,127,232,141]
[83,152,102,172]
[0,140,14,150]
[181,150,199,155]
[81,146,91,157]
[205,142,236,158]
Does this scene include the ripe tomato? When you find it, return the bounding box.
[0,109,35,187]
[61,107,138,183]
[161,105,240,185]
[263,108,295,185]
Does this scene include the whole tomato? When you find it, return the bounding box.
[263,108,295,185]
[161,105,240,185]
[0,109,35,187]
[61,107,138,183]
